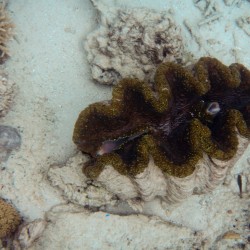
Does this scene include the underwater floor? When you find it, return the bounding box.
[0,0,250,249]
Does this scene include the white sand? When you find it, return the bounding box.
[1,0,250,249]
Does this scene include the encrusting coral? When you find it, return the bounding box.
[73,57,250,203]
[0,198,21,238]
[0,1,14,63]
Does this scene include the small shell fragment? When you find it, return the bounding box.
[18,219,47,249]
[222,231,241,240]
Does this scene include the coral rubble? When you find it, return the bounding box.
[0,1,14,63]
[0,3,20,242]
[237,15,250,36]
[0,71,19,164]
[85,8,184,85]
[73,57,250,203]
[0,199,20,238]
[47,152,116,207]
[0,71,15,117]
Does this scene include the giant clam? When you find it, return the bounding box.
[73,57,250,203]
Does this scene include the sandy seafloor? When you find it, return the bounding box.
[1,0,250,249]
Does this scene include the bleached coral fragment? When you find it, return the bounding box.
[193,0,221,17]
[47,153,117,207]
[193,0,207,11]
[237,16,250,36]
[224,0,243,6]
[85,8,184,85]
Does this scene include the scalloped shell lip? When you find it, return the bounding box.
[73,57,250,179]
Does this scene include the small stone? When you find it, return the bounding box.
[0,125,21,162]
[0,125,21,150]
